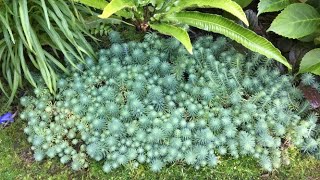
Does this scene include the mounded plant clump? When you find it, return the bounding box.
[20,33,319,172]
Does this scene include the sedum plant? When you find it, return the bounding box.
[0,0,95,105]
[73,0,291,69]
[20,33,318,172]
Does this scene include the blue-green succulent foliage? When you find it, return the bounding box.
[21,32,319,172]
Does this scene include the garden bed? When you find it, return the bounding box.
[1,0,320,179]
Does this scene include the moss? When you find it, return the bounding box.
[269,147,320,179]
[0,97,319,179]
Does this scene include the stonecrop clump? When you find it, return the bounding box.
[20,32,319,172]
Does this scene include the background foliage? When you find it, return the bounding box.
[256,0,320,75]
[73,0,291,69]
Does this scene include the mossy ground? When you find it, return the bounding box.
[0,96,320,180]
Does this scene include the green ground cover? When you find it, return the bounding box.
[1,97,320,179]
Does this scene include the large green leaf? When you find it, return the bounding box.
[73,0,133,18]
[150,23,193,54]
[298,29,320,42]
[268,3,320,39]
[166,11,291,69]
[232,0,253,8]
[257,0,291,15]
[98,0,135,19]
[166,0,249,26]
[299,48,320,75]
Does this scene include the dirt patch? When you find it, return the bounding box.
[48,163,63,175]
[19,148,34,164]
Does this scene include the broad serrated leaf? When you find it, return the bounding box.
[299,48,320,75]
[233,0,253,8]
[257,0,291,15]
[99,0,135,19]
[167,0,249,26]
[150,23,193,54]
[268,3,320,39]
[166,11,291,69]
[298,29,320,42]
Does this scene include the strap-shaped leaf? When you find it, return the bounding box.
[0,81,8,98]
[257,0,291,15]
[98,0,135,19]
[40,0,50,29]
[299,48,320,75]
[18,39,37,88]
[7,66,20,106]
[19,0,33,50]
[0,14,15,44]
[166,0,249,26]
[268,3,320,39]
[150,23,193,54]
[166,11,291,69]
